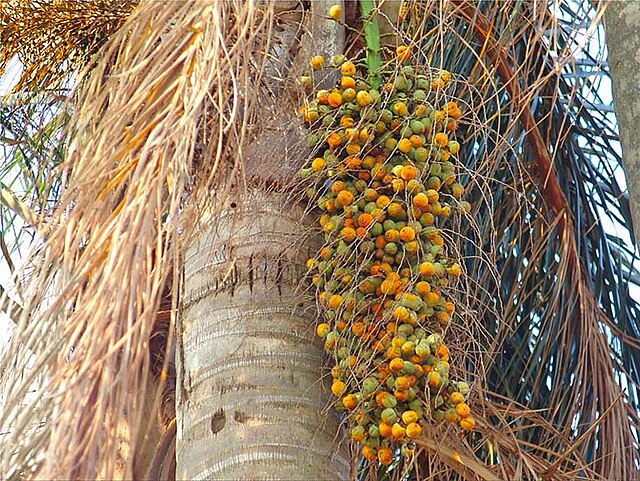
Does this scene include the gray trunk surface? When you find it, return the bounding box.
[605,1,640,244]
[176,190,350,480]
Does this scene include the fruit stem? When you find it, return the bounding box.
[359,0,381,89]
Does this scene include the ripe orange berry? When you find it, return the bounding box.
[413,193,429,209]
[436,344,449,360]
[342,394,358,409]
[351,321,365,336]
[396,376,411,391]
[328,91,343,107]
[406,422,422,439]
[378,446,393,465]
[331,380,346,397]
[362,445,377,461]
[396,45,412,61]
[336,190,354,206]
[419,262,435,277]
[426,189,439,203]
[327,132,343,149]
[311,157,325,172]
[447,264,461,277]
[434,132,449,147]
[409,134,423,148]
[427,371,441,388]
[385,229,399,242]
[376,391,391,407]
[399,226,415,242]
[344,156,361,169]
[357,213,374,228]
[416,281,430,296]
[340,115,355,128]
[460,416,475,431]
[379,421,393,438]
[389,357,405,373]
[400,164,417,180]
[398,138,412,153]
[328,294,343,309]
[340,227,356,242]
[455,402,471,418]
[393,306,409,322]
[341,76,355,89]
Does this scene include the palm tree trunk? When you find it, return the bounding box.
[605,1,640,244]
[176,189,350,480]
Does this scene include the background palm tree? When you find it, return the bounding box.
[0,1,638,480]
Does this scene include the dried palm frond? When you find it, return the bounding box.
[0,0,138,92]
[0,0,279,478]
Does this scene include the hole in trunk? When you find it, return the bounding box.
[210,408,226,434]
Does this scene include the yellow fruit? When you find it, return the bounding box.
[460,416,475,431]
[341,60,356,76]
[434,132,449,147]
[398,138,412,153]
[342,394,358,409]
[401,410,418,425]
[328,294,343,309]
[356,90,372,107]
[406,422,422,439]
[310,55,325,70]
[450,392,464,405]
[316,323,330,338]
[328,4,342,20]
[331,380,346,397]
[389,357,405,373]
[391,423,406,440]
[351,425,366,441]
[311,157,325,172]
[393,101,409,116]
[362,445,377,461]
[455,402,470,418]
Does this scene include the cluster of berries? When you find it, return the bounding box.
[300,50,474,465]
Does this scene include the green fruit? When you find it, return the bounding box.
[363,377,379,395]
[382,393,398,408]
[401,361,416,375]
[415,341,430,358]
[411,119,426,134]
[381,408,398,424]
[412,89,427,101]
[384,242,398,255]
[432,409,445,422]
[371,222,383,237]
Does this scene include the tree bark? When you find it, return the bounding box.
[176,190,350,480]
[605,1,640,244]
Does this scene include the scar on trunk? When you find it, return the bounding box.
[210,408,226,434]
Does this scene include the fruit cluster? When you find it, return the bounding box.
[300,50,474,465]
